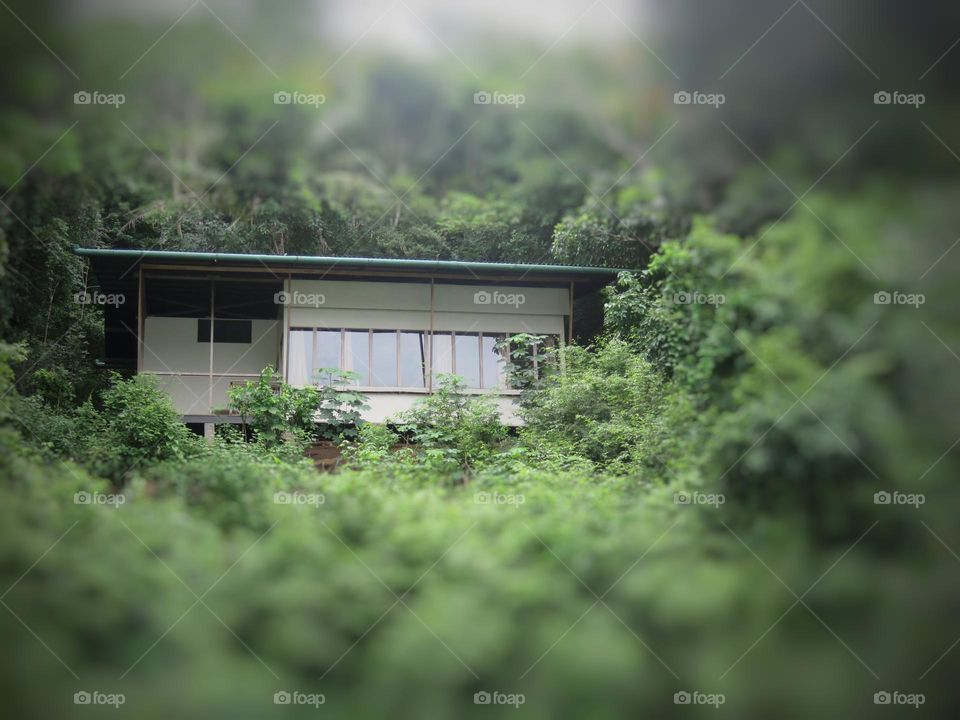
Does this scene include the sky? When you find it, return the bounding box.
[70,0,646,52]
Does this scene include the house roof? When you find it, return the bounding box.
[73,247,626,283]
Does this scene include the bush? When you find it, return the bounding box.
[393,374,508,474]
[520,339,698,478]
[136,434,323,531]
[228,365,369,446]
[339,422,411,469]
[13,372,203,483]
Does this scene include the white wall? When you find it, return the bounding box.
[143,317,280,375]
[360,391,522,424]
[285,278,566,334]
[142,317,280,415]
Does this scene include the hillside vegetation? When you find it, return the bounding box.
[2,1,960,718]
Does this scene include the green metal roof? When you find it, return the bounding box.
[73,247,626,277]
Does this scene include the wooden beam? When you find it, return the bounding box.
[428,278,435,392]
[137,265,145,371]
[208,278,215,410]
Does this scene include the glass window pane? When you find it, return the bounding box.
[481,334,506,389]
[371,330,398,387]
[287,329,313,386]
[344,330,370,386]
[454,333,481,388]
[431,332,453,381]
[399,332,427,388]
[314,330,341,385]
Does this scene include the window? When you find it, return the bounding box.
[505,334,559,387]
[287,329,313,385]
[432,332,507,389]
[343,330,370,386]
[285,328,532,390]
[371,330,398,387]
[454,333,481,388]
[399,332,427,388]
[314,330,341,384]
[431,332,453,381]
[481,334,506,389]
[197,318,252,343]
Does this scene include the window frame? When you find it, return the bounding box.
[197,318,253,344]
[286,327,537,392]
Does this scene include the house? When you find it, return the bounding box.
[74,248,620,433]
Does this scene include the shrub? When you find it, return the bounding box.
[520,339,697,477]
[393,374,508,474]
[339,422,411,469]
[227,365,369,447]
[14,372,203,483]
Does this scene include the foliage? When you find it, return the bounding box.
[520,339,698,477]
[14,372,203,483]
[227,365,369,446]
[137,428,323,531]
[393,374,508,474]
[496,332,555,391]
[339,422,412,470]
[551,170,690,269]
[1,451,958,720]
[2,5,959,716]
[603,219,755,399]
